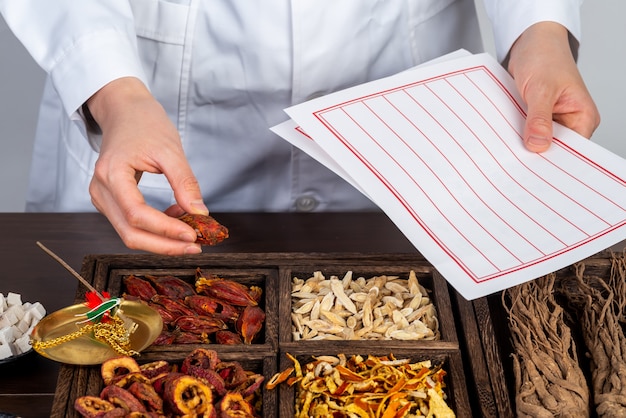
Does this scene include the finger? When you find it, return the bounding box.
[94,187,203,255]
[522,97,554,153]
[165,163,209,216]
[554,107,601,140]
[90,166,202,254]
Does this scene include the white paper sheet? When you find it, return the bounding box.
[275,52,626,300]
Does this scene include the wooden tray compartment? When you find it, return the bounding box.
[75,255,279,354]
[470,251,619,417]
[275,347,471,418]
[47,253,507,417]
[279,265,459,346]
[51,350,277,418]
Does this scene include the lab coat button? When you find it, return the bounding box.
[295,196,318,212]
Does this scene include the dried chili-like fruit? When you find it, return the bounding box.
[147,302,178,325]
[150,295,197,318]
[236,305,265,344]
[195,270,257,307]
[145,274,196,299]
[174,315,227,335]
[151,329,176,346]
[185,294,239,322]
[215,330,243,345]
[178,213,229,245]
[174,331,210,344]
[123,275,157,301]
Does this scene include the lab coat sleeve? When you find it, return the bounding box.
[482,0,583,63]
[0,0,148,119]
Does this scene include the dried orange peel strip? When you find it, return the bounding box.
[267,353,455,417]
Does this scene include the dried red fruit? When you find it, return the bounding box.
[181,348,220,374]
[185,295,239,322]
[101,357,141,386]
[127,381,163,413]
[235,373,265,398]
[163,375,214,416]
[147,302,178,325]
[150,295,197,318]
[214,361,248,390]
[123,275,157,301]
[195,270,257,307]
[173,331,210,344]
[178,213,229,245]
[236,305,266,344]
[219,392,255,417]
[74,396,116,417]
[139,361,170,380]
[215,330,243,345]
[174,315,227,335]
[100,385,146,413]
[151,330,176,346]
[145,275,196,299]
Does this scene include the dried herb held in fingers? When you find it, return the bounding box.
[178,213,229,245]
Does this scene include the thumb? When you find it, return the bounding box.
[169,169,209,216]
[523,102,554,153]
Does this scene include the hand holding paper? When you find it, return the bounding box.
[273,52,626,300]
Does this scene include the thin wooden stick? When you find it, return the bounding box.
[36,241,104,299]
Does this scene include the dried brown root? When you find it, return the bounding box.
[504,274,589,417]
[560,258,626,417]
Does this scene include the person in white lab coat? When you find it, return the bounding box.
[0,0,600,255]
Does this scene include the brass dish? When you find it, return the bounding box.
[31,300,162,365]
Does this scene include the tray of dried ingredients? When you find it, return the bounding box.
[48,253,503,417]
[470,249,626,418]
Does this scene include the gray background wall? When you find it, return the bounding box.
[0,2,624,212]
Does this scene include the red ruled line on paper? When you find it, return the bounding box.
[312,66,626,283]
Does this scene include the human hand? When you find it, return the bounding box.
[86,77,207,255]
[507,22,600,153]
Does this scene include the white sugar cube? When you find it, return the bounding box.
[13,333,32,354]
[10,325,21,341]
[6,305,24,321]
[30,302,46,320]
[6,292,21,307]
[2,310,17,326]
[0,327,13,345]
[0,343,13,359]
[0,293,6,312]
[0,315,10,329]
[16,319,30,334]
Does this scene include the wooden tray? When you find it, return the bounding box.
[467,249,621,418]
[49,253,508,417]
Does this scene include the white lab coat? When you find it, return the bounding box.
[0,0,581,212]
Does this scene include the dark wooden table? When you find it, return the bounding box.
[0,212,419,417]
[1,212,624,418]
